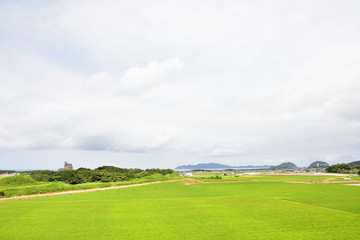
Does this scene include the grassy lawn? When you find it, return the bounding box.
[1,180,360,239]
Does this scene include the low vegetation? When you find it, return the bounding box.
[30,166,175,184]
[0,169,181,197]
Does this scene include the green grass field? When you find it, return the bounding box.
[192,172,359,182]
[1,176,360,239]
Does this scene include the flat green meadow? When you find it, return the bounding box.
[1,176,360,239]
[192,172,360,182]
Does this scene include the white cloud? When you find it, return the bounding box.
[1,0,360,168]
[83,57,183,94]
[120,57,184,91]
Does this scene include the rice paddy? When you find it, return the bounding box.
[1,174,359,239]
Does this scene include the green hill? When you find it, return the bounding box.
[0,174,41,187]
[348,161,360,167]
[308,161,329,168]
[272,162,297,169]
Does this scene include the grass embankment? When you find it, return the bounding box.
[0,173,182,197]
[0,180,360,239]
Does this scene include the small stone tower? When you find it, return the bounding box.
[58,162,73,171]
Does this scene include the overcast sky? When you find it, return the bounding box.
[1,0,360,170]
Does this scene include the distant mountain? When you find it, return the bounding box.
[308,161,329,168]
[348,161,360,167]
[176,163,229,169]
[175,163,273,170]
[271,162,297,169]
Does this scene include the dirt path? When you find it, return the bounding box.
[0,179,182,202]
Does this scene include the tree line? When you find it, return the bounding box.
[29,166,176,184]
[326,163,360,174]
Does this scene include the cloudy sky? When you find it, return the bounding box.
[1,0,360,170]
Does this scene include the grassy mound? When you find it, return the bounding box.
[0,175,45,196]
[0,174,42,187]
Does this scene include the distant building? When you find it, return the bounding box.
[58,162,73,171]
[243,172,260,175]
[182,172,193,177]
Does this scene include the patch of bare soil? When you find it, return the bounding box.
[177,179,193,185]
[345,184,360,186]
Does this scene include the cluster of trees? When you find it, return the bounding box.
[0,170,17,174]
[30,166,175,184]
[326,163,360,174]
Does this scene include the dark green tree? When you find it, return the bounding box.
[326,163,351,173]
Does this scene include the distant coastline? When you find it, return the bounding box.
[175,162,272,170]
